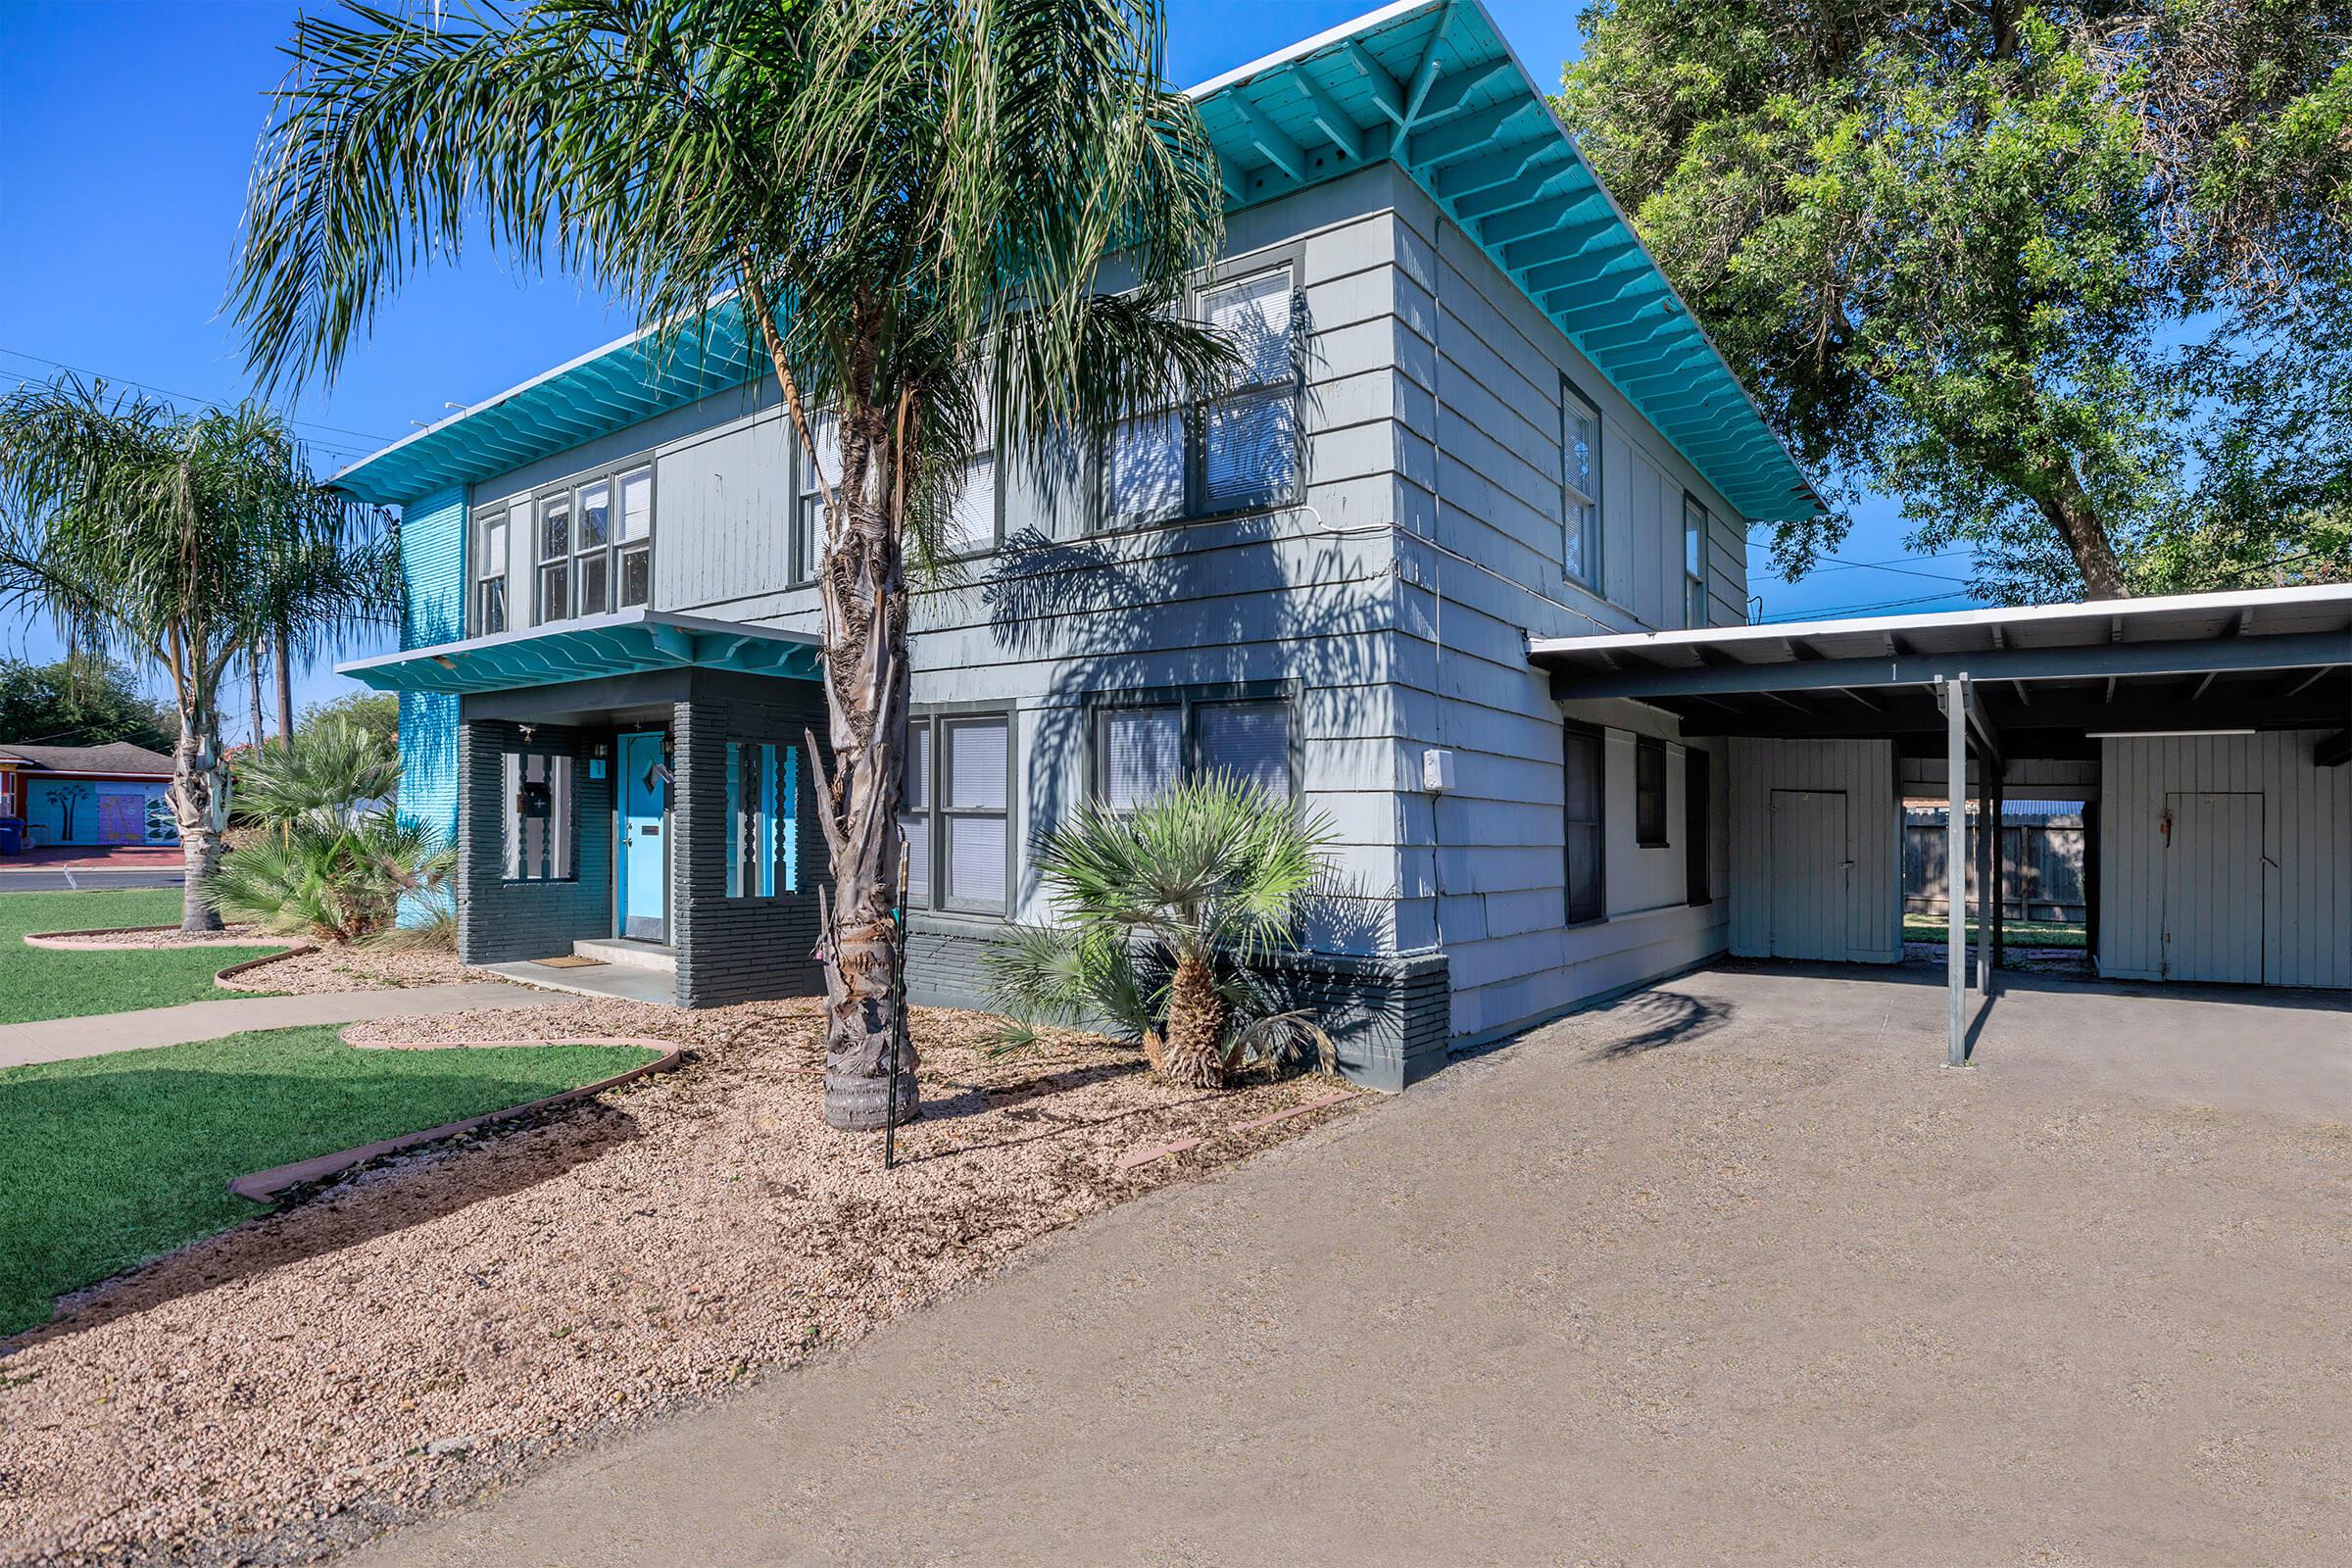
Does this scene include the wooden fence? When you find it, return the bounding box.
[1903,814,2086,923]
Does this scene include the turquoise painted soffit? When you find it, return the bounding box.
[336,609,821,696]
[332,0,1817,524]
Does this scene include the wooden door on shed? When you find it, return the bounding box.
[2161,790,2266,983]
[1768,789,1850,960]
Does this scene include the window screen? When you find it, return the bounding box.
[1563,380,1601,588]
[1106,411,1186,526]
[1198,701,1291,802]
[1637,736,1669,848]
[942,716,1008,912]
[501,751,574,881]
[475,510,508,635]
[1102,707,1182,810]
[1563,725,1604,923]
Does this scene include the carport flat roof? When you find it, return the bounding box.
[1535,584,2352,749]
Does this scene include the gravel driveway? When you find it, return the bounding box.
[333,965,2352,1568]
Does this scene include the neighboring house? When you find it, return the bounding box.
[0,741,178,848]
[336,0,2352,1088]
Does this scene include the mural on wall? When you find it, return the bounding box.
[25,777,176,846]
[144,793,178,843]
[98,790,146,843]
[48,782,92,842]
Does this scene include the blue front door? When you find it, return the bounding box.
[617,731,669,942]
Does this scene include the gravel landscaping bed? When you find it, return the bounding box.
[214,945,476,995]
[0,996,1361,1566]
[24,923,286,950]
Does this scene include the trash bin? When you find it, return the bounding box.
[0,819,24,855]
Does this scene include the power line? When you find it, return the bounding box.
[1758,589,1982,622]
[0,346,394,448]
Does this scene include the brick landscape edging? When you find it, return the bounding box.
[226,1037,683,1203]
[22,925,297,952]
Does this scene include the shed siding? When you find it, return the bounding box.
[1727,738,1901,962]
[2097,731,2351,989]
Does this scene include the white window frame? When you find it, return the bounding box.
[1683,490,1709,628]
[521,454,655,627]
[473,505,509,636]
[1562,376,1602,590]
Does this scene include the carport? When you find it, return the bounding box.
[1534,585,2352,1067]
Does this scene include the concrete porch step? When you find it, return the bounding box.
[573,937,676,975]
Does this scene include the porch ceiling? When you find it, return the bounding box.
[1535,584,2352,755]
[336,609,820,696]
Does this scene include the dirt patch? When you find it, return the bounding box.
[0,996,1360,1565]
[214,945,475,995]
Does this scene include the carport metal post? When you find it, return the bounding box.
[1945,674,1969,1067]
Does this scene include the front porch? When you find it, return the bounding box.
[343,612,833,1009]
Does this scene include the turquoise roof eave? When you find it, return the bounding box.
[337,609,822,696]
[331,0,1818,525]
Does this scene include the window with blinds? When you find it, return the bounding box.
[502,751,574,882]
[898,711,1009,915]
[724,742,798,899]
[1562,724,1604,924]
[1562,378,1602,589]
[1095,692,1293,809]
[1099,260,1298,529]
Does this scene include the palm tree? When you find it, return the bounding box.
[989,778,1337,1088]
[235,0,1235,1129]
[0,378,395,931]
[231,710,399,833]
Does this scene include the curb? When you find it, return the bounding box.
[226,1037,684,1203]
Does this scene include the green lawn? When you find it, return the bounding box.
[1902,912,2087,949]
[0,1025,661,1337]
[0,888,286,1023]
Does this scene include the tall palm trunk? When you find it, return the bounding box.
[274,621,295,741]
[814,388,917,1132]
[1160,947,1228,1090]
[171,684,226,933]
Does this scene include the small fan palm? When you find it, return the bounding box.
[232,712,398,832]
[989,778,1337,1089]
[204,812,453,944]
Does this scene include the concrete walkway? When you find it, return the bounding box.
[348,965,2352,1567]
[0,983,550,1069]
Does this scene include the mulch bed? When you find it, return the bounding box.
[0,995,1362,1566]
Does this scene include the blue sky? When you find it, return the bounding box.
[0,0,1960,729]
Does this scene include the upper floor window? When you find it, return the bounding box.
[530,460,653,625]
[1683,492,1708,628]
[474,507,508,635]
[792,411,837,587]
[944,373,1001,559]
[1095,688,1294,809]
[1562,378,1601,588]
[1100,259,1299,530]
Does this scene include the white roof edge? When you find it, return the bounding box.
[328,292,750,490]
[334,607,818,676]
[1529,583,2352,659]
[1183,0,1435,98]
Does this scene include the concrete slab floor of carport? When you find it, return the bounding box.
[1623,959,2352,1122]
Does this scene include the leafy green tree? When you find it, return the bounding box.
[299,690,400,738]
[1555,0,2352,601]
[987,779,1337,1089]
[0,655,175,751]
[0,380,396,930]
[234,0,1235,1128]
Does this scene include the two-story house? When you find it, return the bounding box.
[334,0,2352,1089]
